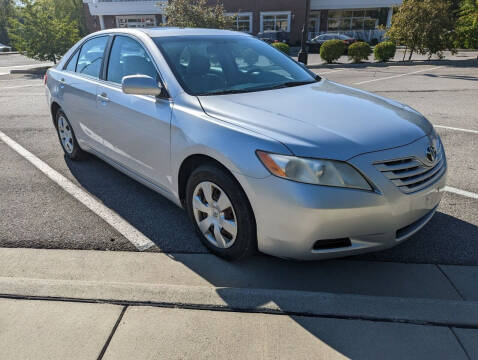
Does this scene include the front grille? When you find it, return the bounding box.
[374,150,446,194]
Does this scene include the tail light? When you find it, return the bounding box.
[43,73,47,85]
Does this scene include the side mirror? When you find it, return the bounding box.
[122,75,162,96]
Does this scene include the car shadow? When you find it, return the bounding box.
[66,153,476,357]
[65,154,207,253]
[422,73,478,81]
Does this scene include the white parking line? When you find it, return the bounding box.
[0,130,156,251]
[0,63,51,70]
[354,66,443,85]
[2,84,43,89]
[320,69,347,75]
[444,186,478,200]
[434,125,478,134]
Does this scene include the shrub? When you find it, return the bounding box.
[347,41,371,63]
[320,39,345,63]
[374,41,397,62]
[271,42,290,55]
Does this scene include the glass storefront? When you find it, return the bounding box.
[116,15,157,28]
[327,9,387,31]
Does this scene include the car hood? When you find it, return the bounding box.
[198,79,432,160]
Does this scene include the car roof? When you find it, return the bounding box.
[91,27,250,38]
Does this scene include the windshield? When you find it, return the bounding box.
[153,35,318,96]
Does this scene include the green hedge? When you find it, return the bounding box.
[271,42,290,55]
[320,39,345,63]
[374,41,396,62]
[347,41,371,63]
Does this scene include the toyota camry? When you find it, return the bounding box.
[45,28,447,260]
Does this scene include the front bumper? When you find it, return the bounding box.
[237,136,447,260]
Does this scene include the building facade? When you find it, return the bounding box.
[82,0,403,44]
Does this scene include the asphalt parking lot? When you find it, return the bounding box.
[0,58,477,265]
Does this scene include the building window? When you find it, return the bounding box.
[327,9,381,31]
[116,15,156,28]
[309,11,321,33]
[260,11,291,32]
[226,12,252,33]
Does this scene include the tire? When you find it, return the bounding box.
[55,109,85,160]
[185,163,256,261]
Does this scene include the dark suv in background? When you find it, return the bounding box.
[307,33,356,53]
[256,30,290,45]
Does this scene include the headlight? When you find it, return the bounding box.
[257,151,372,190]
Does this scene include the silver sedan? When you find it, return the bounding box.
[45,28,447,260]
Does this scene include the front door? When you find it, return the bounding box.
[96,35,172,189]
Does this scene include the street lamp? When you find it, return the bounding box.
[298,0,311,65]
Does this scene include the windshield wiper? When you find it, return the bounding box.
[268,80,318,89]
[197,79,319,96]
[198,89,253,96]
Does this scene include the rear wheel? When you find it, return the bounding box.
[186,163,256,260]
[55,110,85,160]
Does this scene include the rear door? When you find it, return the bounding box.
[60,35,110,152]
[96,35,172,188]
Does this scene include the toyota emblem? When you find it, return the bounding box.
[426,145,437,163]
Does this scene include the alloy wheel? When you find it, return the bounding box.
[192,181,238,249]
[57,115,74,154]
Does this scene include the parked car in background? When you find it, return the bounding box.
[256,30,290,45]
[307,33,356,53]
[0,43,12,52]
[45,28,446,261]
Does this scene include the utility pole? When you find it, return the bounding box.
[298,0,310,65]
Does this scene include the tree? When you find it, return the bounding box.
[0,0,15,45]
[164,0,232,29]
[52,0,87,37]
[387,0,456,61]
[8,0,80,64]
[456,0,478,49]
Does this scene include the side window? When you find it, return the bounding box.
[65,50,79,72]
[76,36,108,79]
[107,36,158,84]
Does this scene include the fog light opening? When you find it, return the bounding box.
[313,238,352,251]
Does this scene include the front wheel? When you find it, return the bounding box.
[185,164,256,260]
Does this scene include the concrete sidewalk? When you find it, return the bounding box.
[2,297,475,360]
[1,248,478,359]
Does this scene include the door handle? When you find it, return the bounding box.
[59,78,65,88]
[97,92,110,103]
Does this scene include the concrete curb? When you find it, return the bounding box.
[0,51,19,55]
[2,277,478,328]
[306,58,478,69]
[10,65,50,75]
